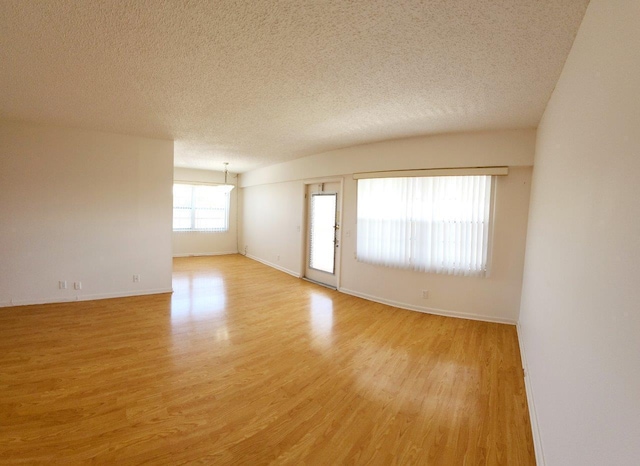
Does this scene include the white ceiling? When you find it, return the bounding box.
[0,0,589,173]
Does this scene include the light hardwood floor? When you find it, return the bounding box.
[0,255,535,464]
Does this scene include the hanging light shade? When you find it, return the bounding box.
[221,162,234,193]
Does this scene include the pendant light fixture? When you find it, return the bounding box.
[221,162,234,193]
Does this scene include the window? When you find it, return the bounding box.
[173,183,230,232]
[356,175,493,276]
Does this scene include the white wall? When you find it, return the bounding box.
[518,1,640,464]
[241,181,305,276]
[341,167,532,322]
[172,167,238,257]
[240,129,535,187]
[239,129,534,323]
[0,122,174,306]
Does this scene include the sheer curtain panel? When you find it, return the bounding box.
[356,175,492,276]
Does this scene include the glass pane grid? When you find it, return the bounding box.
[172,184,230,232]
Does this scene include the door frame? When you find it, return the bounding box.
[301,177,344,290]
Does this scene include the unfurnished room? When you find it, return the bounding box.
[0,1,638,465]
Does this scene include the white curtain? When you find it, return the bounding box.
[356,175,492,276]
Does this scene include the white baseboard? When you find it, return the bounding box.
[173,251,238,257]
[241,255,515,325]
[245,254,301,279]
[339,287,517,325]
[517,322,545,466]
[0,288,173,308]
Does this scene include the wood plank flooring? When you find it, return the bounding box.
[0,255,535,464]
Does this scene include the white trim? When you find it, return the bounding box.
[245,254,301,278]
[353,166,509,179]
[173,251,238,258]
[299,182,307,283]
[301,178,344,289]
[0,288,174,308]
[302,277,337,290]
[517,322,545,466]
[242,253,516,325]
[338,287,516,325]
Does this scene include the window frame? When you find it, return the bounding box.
[172,183,231,233]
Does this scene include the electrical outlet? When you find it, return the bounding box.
[133,274,140,283]
[422,290,429,299]
[59,280,67,290]
[74,281,82,290]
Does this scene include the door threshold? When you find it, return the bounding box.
[302,277,337,290]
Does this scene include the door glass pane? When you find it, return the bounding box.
[309,194,337,274]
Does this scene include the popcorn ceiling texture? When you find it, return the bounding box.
[0,0,589,172]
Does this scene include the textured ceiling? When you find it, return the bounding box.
[0,0,589,173]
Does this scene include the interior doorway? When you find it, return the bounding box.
[304,181,341,288]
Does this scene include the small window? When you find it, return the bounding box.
[173,183,230,232]
[356,175,493,276]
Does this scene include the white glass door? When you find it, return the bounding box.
[309,193,337,274]
[305,182,340,288]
